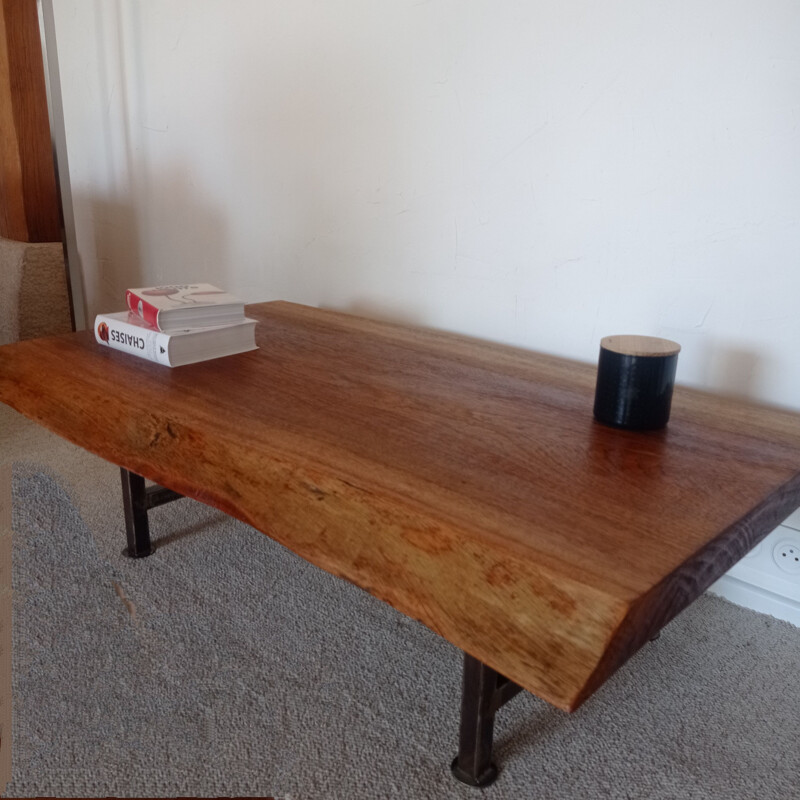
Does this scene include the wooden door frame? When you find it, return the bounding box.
[0,0,83,330]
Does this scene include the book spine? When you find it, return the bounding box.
[94,315,172,366]
[125,290,162,330]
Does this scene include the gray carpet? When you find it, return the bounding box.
[5,462,800,799]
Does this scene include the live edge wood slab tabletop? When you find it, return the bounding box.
[3,301,800,720]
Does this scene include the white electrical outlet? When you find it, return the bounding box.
[710,519,800,626]
[773,538,800,574]
[726,525,800,602]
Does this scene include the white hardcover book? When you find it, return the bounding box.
[94,312,257,367]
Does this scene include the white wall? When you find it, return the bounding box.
[55,0,800,409]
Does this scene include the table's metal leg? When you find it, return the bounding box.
[451,653,523,787]
[120,468,183,558]
[120,469,153,558]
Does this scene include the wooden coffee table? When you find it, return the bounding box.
[2,301,800,786]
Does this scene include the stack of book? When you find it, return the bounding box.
[94,284,258,367]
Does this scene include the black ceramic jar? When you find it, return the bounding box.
[593,335,681,430]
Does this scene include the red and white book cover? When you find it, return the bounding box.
[125,284,245,331]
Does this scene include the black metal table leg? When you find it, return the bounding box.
[451,653,524,787]
[121,468,153,558]
[120,467,183,558]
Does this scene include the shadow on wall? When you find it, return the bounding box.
[78,2,231,318]
[710,346,767,400]
[77,165,230,318]
[334,300,428,329]
[699,339,774,404]
[84,194,142,315]
[223,13,411,314]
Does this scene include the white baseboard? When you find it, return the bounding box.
[709,574,800,628]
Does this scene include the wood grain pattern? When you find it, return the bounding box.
[0,0,60,243]
[2,301,800,711]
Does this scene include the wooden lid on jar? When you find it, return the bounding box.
[600,335,681,358]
